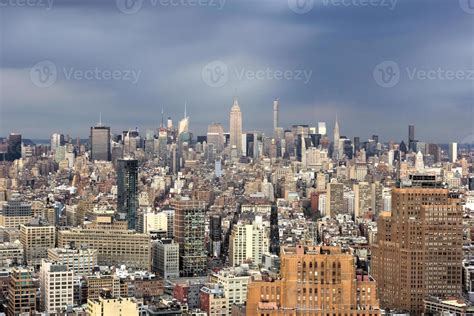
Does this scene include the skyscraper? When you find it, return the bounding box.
[4,133,22,161]
[50,133,65,151]
[372,177,463,314]
[207,123,225,153]
[90,123,111,161]
[318,122,327,136]
[269,205,280,256]
[326,180,344,217]
[209,214,222,258]
[273,98,279,131]
[409,124,415,143]
[117,158,138,230]
[449,142,458,163]
[408,124,417,152]
[229,97,243,156]
[171,198,207,277]
[333,117,340,159]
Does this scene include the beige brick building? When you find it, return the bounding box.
[246,245,380,315]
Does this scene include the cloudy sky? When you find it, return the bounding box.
[0,0,473,143]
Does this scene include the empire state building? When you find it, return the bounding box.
[229,97,242,156]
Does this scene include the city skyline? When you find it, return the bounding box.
[1,0,473,142]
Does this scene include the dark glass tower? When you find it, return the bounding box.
[270,204,280,256]
[90,125,111,161]
[117,158,138,230]
[209,214,222,258]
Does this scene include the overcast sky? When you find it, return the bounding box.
[0,0,473,143]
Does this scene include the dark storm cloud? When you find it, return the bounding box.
[0,0,472,143]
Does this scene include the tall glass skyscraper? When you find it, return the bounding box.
[90,125,111,161]
[117,158,138,230]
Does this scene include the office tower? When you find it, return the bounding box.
[57,228,151,270]
[333,117,340,159]
[326,181,345,217]
[372,178,463,314]
[354,182,372,217]
[246,245,381,315]
[50,133,64,150]
[450,142,458,163]
[296,134,306,162]
[371,181,384,215]
[409,124,415,142]
[20,221,56,266]
[87,297,138,316]
[273,98,280,131]
[229,220,267,267]
[229,97,243,156]
[318,122,327,136]
[117,158,138,230]
[167,117,173,129]
[0,195,33,228]
[171,198,207,277]
[90,124,111,161]
[309,133,321,148]
[353,136,361,153]
[409,124,417,152]
[7,267,36,316]
[427,143,441,163]
[270,205,280,256]
[214,159,222,178]
[152,239,179,279]
[209,215,222,258]
[4,133,22,161]
[207,123,225,153]
[342,137,353,159]
[47,247,98,275]
[40,260,74,313]
[245,133,254,158]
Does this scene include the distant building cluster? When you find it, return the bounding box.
[0,98,472,315]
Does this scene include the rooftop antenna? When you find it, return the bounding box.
[98,112,103,127]
[184,101,187,118]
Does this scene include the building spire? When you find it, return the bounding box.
[161,108,164,128]
[184,101,187,118]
